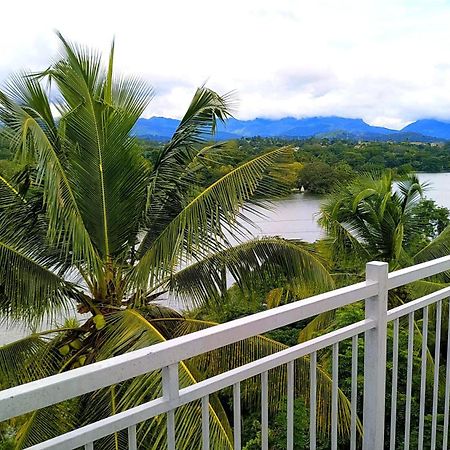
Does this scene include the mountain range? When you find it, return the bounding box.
[133,117,450,142]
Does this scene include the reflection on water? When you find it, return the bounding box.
[418,172,450,210]
[1,173,449,344]
[242,173,450,243]
[242,193,324,242]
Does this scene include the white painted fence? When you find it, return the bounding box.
[2,256,450,449]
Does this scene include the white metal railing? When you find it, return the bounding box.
[2,256,450,449]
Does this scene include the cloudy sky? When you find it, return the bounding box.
[1,0,450,129]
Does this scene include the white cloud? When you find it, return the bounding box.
[1,0,450,129]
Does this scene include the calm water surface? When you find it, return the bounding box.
[244,172,450,242]
[1,172,449,344]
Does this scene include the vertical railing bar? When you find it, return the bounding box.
[404,311,414,450]
[443,298,450,449]
[128,424,137,450]
[167,411,175,450]
[84,443,94,450]
[310,351,317,450]
[162,364,179,450]
[233,382,241,450]
[418,306,429,450]
[350,335,358,450]
[331,342,339,450]
[287,360,294,450]
[431,300,442,450]
[201,395,210,450]
[363,262,388,450]
[261,371,269,450]
[389,318,399,450]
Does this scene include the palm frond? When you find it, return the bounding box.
[2,329,79,448]
[140,87,235,255]
[140,141,231,253]
[47,33,152,261]
[0,83,102,278]
[0,332,65,387]
[133,146,294,289]
[298,310,337,343]
[319,209,371,266]
[166,317,356,439]
[77,310,233,450]
[0,172,24,207]
[163,237,333,308]
[15,403,78,449]
[0,234,79,323]
[414,222,450,265]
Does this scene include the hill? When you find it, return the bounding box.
[401,119,450,140]
[133,116,449,142]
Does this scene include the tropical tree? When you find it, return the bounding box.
[317,170,450,284]
[296,170,450,446]
[319,171,426,269]
[298,169,450,338]
[0,34,347,448]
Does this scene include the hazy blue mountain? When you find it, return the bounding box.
[283,117,395,137]
[133,116,396,139]
[216,116,397,137]
[132,116,449,142]
[217,117,303,137]
[134,117,179,139]
[401,119,450,140]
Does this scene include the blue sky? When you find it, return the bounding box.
[1,0,450,129]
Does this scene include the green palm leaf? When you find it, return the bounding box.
[133,146,294,289]
[78,309,233,450]
[414,222,450,265]
[0,172,24,207]
[15,403,78,449]
[164,317,357,439]
[47,33,152,261]
[164,237,333,308]
[140,87,235,255]
[0,235,79,323]
[0,333,62,387]
[0,82,102,279]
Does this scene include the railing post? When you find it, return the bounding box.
[363,261,388,450]
[163,364,179,450]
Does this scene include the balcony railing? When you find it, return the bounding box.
[2,256,450,449]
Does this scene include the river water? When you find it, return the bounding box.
[243,172,450,242]
[1,172,449,345]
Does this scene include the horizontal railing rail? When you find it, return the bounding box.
[2,254,450,450]
[387,254,450,289]
[23,319,375,450]
[387,285,450,321]
[0,280,377,421]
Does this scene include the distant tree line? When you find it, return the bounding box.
[140,137,450,194]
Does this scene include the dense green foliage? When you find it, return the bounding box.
[191,169,450,448]
[0,36,340,449]
[292,139,450,173]
[1,33,450,450]
[297,161,355,194]
[142,136,450,194]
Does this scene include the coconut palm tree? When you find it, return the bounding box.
[319,170,427,270]
[299,170,450,341]
[298,170,450,447]
[0,34,350,448]
[317,170,450,286]
[299,169,450,368]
